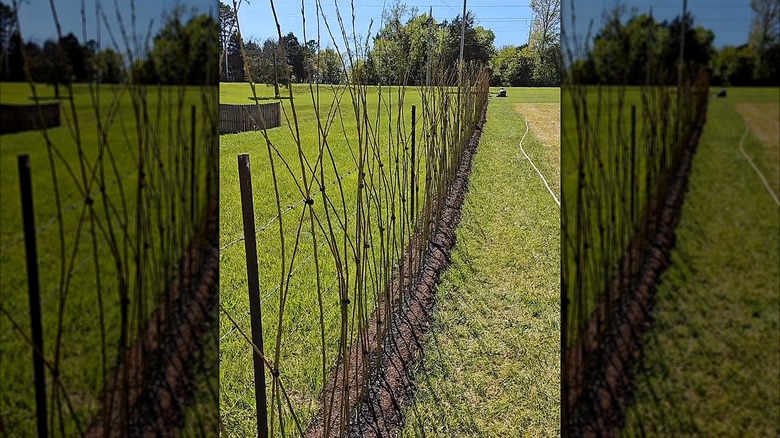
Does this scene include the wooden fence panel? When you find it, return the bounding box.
[0,103,61,134]
[219,102,281,134]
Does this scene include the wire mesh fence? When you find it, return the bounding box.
[218,1,491,435]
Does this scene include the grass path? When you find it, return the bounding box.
[400,88,560,436]
[621,89,780,436]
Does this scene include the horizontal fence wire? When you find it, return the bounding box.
[219,207,359,342]
[219,166,358,252]
[0,168,136,252]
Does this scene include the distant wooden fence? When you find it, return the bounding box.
[0,103,61,134]
[220,102,281,134]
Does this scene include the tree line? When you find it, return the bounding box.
[567,0,779,86]
[219,0,562,88]
[0,2,218,89]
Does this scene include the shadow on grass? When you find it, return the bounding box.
[399,238,483,437]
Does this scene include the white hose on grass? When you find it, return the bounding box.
[519,114,560,208]
[738,118,780,207]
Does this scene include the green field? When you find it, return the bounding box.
[0,82,215,435]
[399,88,561,436]
[218,80,489,434]
[621,88,780,436]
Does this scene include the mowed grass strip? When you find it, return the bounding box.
[621,88,780,436]
[400,88,560,437]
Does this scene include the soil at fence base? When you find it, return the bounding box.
[303,105,488,438]
[565,106,709,437]
[84,199,219,437]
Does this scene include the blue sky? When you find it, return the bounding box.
[233,0,535,49]
[563,0,755,53]
[13,0,216,48]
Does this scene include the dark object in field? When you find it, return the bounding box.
[0,103,61,134]
[497,88,507,97]
[716,88,727,98]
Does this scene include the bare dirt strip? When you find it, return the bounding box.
[734,103,780,194]
[565,102,709,437]
[514,102,561,169]
[85,200,219,437]
[304,103,488,438]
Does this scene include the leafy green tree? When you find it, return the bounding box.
[22,40,43,80]
[224,32,244,81]
[749,0,780,84]
[655,13,714,83]
[527,0,560,85]
[130,58,158,84]
[41,40,67,96]
[0,0,16,80]
[589,10,658,85]
[370,5,494,85]
[151,8,218,85]
[442,12,495,71]
[490,44,534,86]
[280,32,314,82]
[711,45,756,86]
[219,1,237,79]
[94,48,125,83]
[588,7,630,84]
[2,30,23,81]
[59,32,95,82]
[584,8,713,85]
[372,2,414,84]
[349,58,370,84]
[317,47,343,84]
[243,37,290,92]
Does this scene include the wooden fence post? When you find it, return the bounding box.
[18,154,48,438]
[237,154,269,438]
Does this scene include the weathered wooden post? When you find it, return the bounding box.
[237,153,269,438]
[18,154,48,438]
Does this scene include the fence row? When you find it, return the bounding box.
[561,66,712,435]
[219,65,491,437]
[3,95,220,435]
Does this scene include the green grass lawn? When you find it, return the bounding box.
[0,81,214,435]
[620,88,780,436]
[399,88,560,436]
